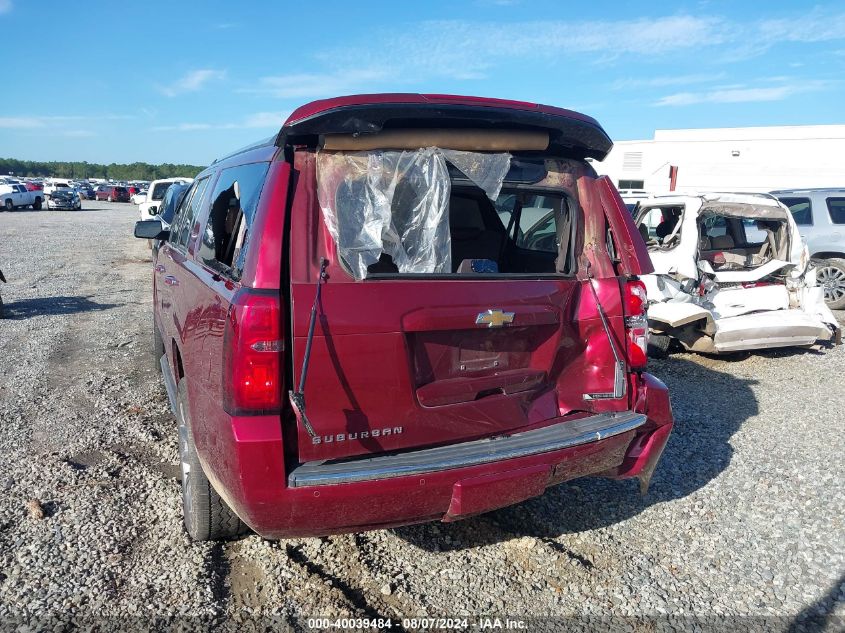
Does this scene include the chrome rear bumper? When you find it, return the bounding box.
[289,411,647,487]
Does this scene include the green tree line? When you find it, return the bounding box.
[0,158,205,181]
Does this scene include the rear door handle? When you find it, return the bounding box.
[154,264,166,273]
[164,275,179,287]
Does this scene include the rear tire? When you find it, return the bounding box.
[4,199,12,211]
[648,333,672,358]
[176,380,247,541]
[33,198,42,210]
[815,258,845,310]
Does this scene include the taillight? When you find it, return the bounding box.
[624,280,648,369]
[223,291,283,414]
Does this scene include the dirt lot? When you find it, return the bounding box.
[0,202,843,630]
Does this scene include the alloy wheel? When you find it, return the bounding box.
[817,265,845,304]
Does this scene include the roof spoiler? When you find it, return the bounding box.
[275,96,613,160]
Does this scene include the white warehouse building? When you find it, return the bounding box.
[594,124,845,194]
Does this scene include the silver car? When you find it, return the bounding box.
[772,188,845,309]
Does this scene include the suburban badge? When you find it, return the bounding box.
[312,427,404,445]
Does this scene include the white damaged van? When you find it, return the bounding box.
[634,192,840,354]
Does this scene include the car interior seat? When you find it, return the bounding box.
[655,220,675,243]
[449,195,503,271]
[710,234,735,250]
[754,220,779,262]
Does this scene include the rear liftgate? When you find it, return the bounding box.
[280,101,653,501]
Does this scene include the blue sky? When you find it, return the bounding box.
[1,0,844,165]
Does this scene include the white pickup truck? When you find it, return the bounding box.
[0,183,43,210]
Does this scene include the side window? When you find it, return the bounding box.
[635,205,684,248]
[168,178,208,249]
[517,209,556,253]
[741,219,768,244]
[494,194,565,254]
[167,184,192,245]
[175,178,209,248]
[778,197,812,225]
[826,197,845,225]
[702,216,728,238]
[197,162,269,277]
[161,186,187,225]
[638,208,664,240]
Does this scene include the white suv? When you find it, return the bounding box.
[138,177,193,220]
[772,188,845,309]
[43,180,73,196]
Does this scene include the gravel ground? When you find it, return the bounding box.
[0,202,843,631]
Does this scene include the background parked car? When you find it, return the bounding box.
[43,181,73,196]
[131,190,148,205]
[0,183,43,210]
[618,188,651,213]
[635,192,838,355]
[47,188,82,210]
[138,177,192,219]
[76,183,95,200]
[772,188,845,309]
[95,185,130,202]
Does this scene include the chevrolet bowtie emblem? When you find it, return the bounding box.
[475,309,515,328]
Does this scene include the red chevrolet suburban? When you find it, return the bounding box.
[134,94,673,541]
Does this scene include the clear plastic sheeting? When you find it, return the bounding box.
[317,149,451,279]
[317,149,511,279]
[442,150,511,200]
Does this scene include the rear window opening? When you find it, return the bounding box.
[316,149,577,279]
[697,210,789,273]
[635,201,793,275]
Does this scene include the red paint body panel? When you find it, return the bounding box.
[443,464,552,521]
[595,176,654,276]
[193,372,668,539]
[239,159,289,290]
[147,94,674,538]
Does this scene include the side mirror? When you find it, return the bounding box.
[134,219,169,241]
